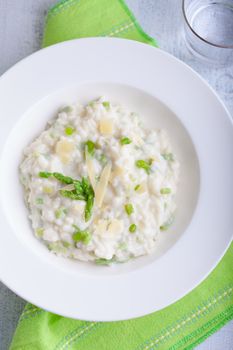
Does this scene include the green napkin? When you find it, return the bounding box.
[42,0,158,47]
[10,0,233,349]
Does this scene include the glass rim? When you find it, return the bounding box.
[182,0,233,49]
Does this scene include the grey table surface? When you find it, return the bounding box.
[0,0,232,349]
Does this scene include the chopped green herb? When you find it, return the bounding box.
[62,241,72,248]
[73,230,92,245]
[134,184,140,191]
[125,203,134,216]
[160,216,174,231]
[129,224,137,233]
[65,126,75,136]
[135,160,151,174]
[35,198,43,205]
[55,207,67,219]
[85,140,95,156]
[162,153,174,162]
[88,101,95,108]
[99,154,107,165]
[120,137,132,145]
[61,106,73,113]
[39,171,52,178]
[95,258,113,265]
[48,242,67,253]
[118,242,127,250]
[160,188,171,195]
[102,101,110,108]
[36,227,44,237]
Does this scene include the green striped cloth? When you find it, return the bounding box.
[10,1,233,349]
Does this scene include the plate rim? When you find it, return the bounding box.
[0,37,232,321]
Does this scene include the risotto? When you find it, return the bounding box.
[19,98,179,265]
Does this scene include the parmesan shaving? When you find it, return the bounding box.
[95,162,112,207]
[55,140,74,164]
[99,118,113,135]
[107,219,123,236]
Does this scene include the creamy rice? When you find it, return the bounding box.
[19,98,179,265]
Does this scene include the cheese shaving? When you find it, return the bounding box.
[95,162,112,207]
[55,140,74,164]
[99,118,113,135]
[108,219,123,236]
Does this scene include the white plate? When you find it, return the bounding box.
[0,38,232,321]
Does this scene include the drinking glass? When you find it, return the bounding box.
[182,0,233,64]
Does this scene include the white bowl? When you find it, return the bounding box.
[0,38,232,321]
